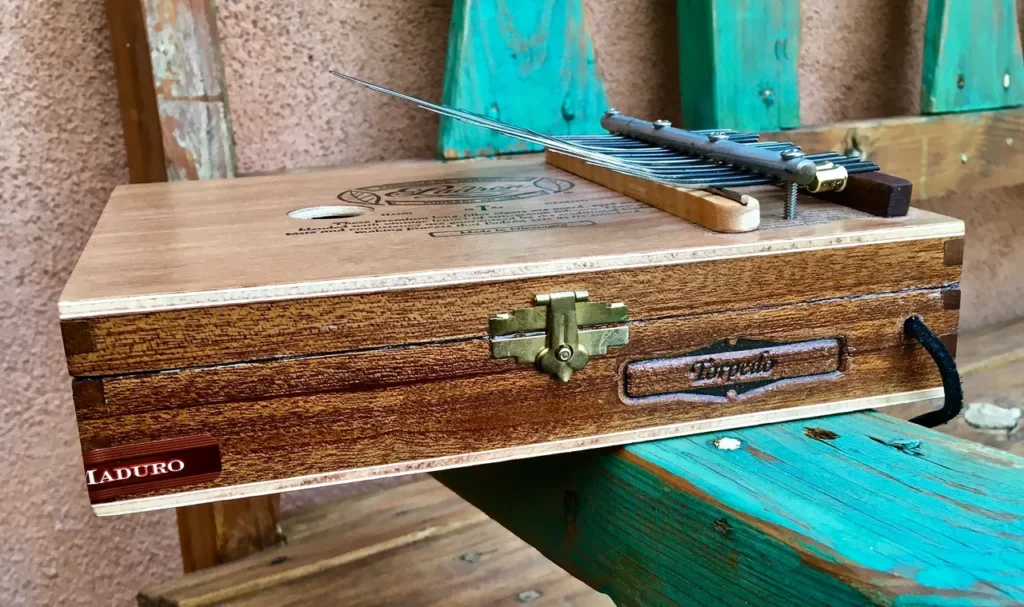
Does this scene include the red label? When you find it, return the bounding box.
[83,435,221,503]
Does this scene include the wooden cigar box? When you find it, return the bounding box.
[60,155,964,515]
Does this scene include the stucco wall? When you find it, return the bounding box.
[1,1,1022,604]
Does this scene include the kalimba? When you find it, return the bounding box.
[60,77,963,515]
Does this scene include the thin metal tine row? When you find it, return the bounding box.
[330,72,879,191]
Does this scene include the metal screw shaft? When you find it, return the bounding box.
[784,181,798,219]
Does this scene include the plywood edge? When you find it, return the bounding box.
[91,387,942,516]
[544,150,761,233]
[58,218,964,320]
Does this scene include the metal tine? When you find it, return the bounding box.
[329,71,657,176]
[595,146,836,167]
[561,128,754,139]
[664,164,879,187]
[580,140,772,160]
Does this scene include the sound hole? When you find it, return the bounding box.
[288,206,368,220]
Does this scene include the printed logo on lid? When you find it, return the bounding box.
[338,176,575,206]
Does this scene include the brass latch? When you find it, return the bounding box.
[489,291,628,382]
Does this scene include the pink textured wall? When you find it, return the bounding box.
[1,1,1022,604]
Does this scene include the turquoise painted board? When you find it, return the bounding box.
[922,0,1024,113]
[677,0,800,132]
[438,0,610,159]
[437,412,1024,606]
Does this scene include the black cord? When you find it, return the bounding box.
[904,315,963,427]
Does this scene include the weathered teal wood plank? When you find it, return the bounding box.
[677,0,800,131]
[436,412,1024,606]
[438,0,610,159]
[922,0,1024,113]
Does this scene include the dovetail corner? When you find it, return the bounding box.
[61,319,97,356]
[940,333,958,357]
[942,289,962,310]
[943,238,965,266]
[72,378,106,410]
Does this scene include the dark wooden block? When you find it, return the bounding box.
[815,171,913,217]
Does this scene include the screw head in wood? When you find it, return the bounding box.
[1004,72,1011,90]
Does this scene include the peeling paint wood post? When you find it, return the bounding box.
[676,0,801,132]
[921,0,1024,114]
[106,0,277,572]
[437,0,610,159]
[141,0,235,180]
[436,412,1024,606]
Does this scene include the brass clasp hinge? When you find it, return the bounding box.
[489,291,628,382]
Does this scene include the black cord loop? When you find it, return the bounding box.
[904,315,963,427]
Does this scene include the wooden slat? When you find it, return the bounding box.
[176,495,282,573]
[677,0,800,131]
[141,0,235,179]
[107,0,260,570]
[139,477,610,606]
[438,0,609,159]
[764,108,1024,200]
[921,0,1024,113]
[437,412,1024,606]
[104,0,168,183]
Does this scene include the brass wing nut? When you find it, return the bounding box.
[489,291,628,382]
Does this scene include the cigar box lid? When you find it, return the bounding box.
[60,155,964,377]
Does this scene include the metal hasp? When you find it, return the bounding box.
[489,291,628,382]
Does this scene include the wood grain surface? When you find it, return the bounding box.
[677,0,800,132]
[920,0,1024,114]
[814,171,913,217]
[438,0,609,159]
[60,157,964,514]
[764,108,1024,200]
[62,228,961,377]
[104,0,167,184]
[139,477,609,606]
[436,411,1024,605]
[81,284,957,514]
[545,150,760,232]
[141,0,235,180]
[59,156,960,319]
[176,495,282,574]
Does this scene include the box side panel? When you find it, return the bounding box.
[64,236,963,376]
[76,285,960,512]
